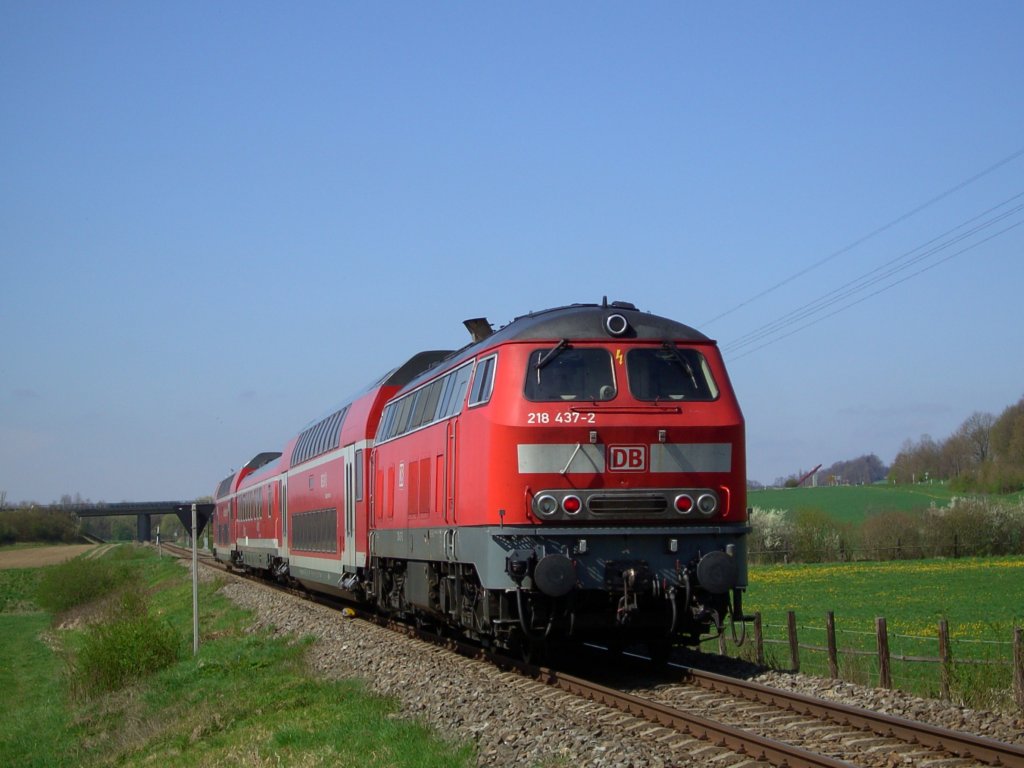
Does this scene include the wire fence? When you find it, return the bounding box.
[711,610,1024,713]
[748,539,1023,564]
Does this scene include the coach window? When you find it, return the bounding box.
[354,449,364,500]
[469,354,497,407]
[626,347,719,401]
[525,347,615,402]
[315,416,330,456]
[316,415,331,455]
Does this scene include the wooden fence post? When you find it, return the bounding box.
[876,617,891,689]
[938,619,951,700]
[787,610,800,673]
[826,611,838,678]
[754,612,764,667]
[1014,627,1023,711]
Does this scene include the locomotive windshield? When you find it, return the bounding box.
[525,347,616,401]
[626,346,719,401]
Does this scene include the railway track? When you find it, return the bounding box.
[470,647,1024,768]
[664,666,1024,767]
[165,543,1024,767]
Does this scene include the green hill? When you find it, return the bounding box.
[748,483,957,525]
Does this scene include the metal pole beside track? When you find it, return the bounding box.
[192,503,199,655]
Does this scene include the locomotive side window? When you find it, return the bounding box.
[524,347,616,402]
[374,360,476,444]
[434,375,456,422]
[440,363,473,419]
[393,393,417,436]
[469,354,497,407]
[377,403,396,441]
[418,379,444,427]
[626,347,719,401]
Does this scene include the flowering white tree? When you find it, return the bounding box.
[747,507,794,561]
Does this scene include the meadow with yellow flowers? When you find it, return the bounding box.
[734,556,1024,709]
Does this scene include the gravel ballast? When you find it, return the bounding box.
[214,573,1023,767]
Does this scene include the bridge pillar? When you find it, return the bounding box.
[137,513,152,542]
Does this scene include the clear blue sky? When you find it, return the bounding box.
[2,2,1022,502]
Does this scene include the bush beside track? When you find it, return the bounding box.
[0,544,473,768]
[747,485,1024,563]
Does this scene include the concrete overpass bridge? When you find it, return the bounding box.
[71,501,214,542]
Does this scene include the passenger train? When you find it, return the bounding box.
[213,300,749,659]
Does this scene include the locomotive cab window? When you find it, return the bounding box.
[525,347,616,402]
[626,347,719,401]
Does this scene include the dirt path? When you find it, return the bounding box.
[0,544,99,569]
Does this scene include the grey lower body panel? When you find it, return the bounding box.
[370,523,749,593]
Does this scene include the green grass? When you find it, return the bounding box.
[69,587,182,698]
[2,545,475,768]
[0,570,73,766]
[727,556,1024,708]
[0,567,44,612]
[750,483,959,525]
[36,555,133,613]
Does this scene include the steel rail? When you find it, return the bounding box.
[524,665,857,768]
[679,665,1024,768]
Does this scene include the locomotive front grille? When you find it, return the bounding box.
[587,494,668,515]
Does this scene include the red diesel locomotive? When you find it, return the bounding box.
[213,300,748,658]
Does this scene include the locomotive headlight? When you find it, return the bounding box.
[673,494,694,514]
[605,313,630,336]
[536,494,559,517]
[697,493,718,516]
[562,495,583,515]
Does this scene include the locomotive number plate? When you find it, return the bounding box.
[527,411,596,424]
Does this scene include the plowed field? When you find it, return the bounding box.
[0,544,97,569]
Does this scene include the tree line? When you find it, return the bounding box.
[749,496,1024,564]
[888,396,1024,493]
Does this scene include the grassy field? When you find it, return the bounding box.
[749,483,959,525]
[750,482,1024,526]
[724,556,1024,708]
[0,545,474,767]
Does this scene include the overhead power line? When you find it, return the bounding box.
[703,145,1024,327]
[724,215,1024,360]
[722,193,1024,354]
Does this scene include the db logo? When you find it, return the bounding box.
[609,445,647,472]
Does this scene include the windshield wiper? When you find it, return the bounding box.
[534,338,571,370]
[663,340,698,390]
